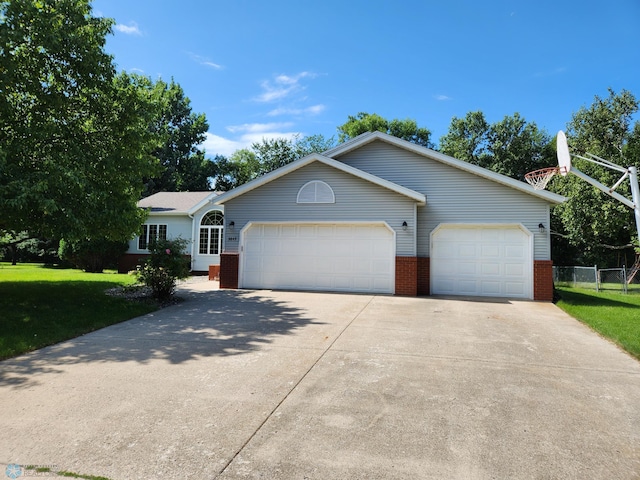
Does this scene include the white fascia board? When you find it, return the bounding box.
[324,131,566,205]
[214,153,426,205]
[187,193,222,215]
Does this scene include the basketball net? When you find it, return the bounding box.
[525,167,561,190]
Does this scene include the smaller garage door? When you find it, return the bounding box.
[241,223,395,294]
[431,224,532,299]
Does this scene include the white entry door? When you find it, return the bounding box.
[241,223,395,294]
[431,224,532,299]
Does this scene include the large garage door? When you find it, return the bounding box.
[241,223,395,294]
[431,225,532,299]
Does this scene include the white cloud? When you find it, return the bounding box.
[187,52,223,70]
[254,71,318,103]
[227,122,294,134]
[434,94,451,101]
[267,104,326,117]
[201,126,301,157]
[201,133,244,157]
[114,22,142,36]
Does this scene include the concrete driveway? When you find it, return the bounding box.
[1,282,640,479]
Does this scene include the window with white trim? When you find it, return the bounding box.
[138,224,167,250]
[199,211,224,255]
[297,180,335,203]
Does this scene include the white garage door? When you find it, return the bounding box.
[431,225,532,299]
[241,223,395,294]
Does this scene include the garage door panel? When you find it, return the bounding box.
[432,226,532,299]
[505,282,526,295]
[505,263,525,276]
[481,283,502,296]
[458,262,478,275]
[481,263,500,275]
[241,223,394,294]
[481,229,500,242]
[457,244,476,258]
[481,244,500,257]
[505,246,526,259]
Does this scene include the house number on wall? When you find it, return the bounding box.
[227,236,238,242]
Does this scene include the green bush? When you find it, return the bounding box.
[58,238,128,273]
[135,237,190,300]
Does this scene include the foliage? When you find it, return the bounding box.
[0,263,156,360]
[549,89,640,266]
[440,111,553,180]
[212,134,335,190]
[213,150,261,191]
[135,237,190,300]
[337,112,433,148]
[0,1,158,242]
[556,287,640,360]
[142,78,213,196]
[0,230,36,264]
[58,237,128,273]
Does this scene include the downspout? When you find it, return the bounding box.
[188,212,196,272]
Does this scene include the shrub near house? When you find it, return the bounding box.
[135,238,190,300]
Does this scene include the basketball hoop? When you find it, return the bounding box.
[525,167,560,190]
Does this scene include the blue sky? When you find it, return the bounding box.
[92,0,640,158]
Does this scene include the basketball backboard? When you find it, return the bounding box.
[556,130,571,176]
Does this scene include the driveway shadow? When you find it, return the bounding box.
[0,289,324,388]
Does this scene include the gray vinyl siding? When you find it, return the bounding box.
[223,162,417,255]
[338,140,552,260]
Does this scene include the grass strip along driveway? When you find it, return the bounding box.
[556,286,640,361]
[0,263,157,360]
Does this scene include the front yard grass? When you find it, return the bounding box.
[0,263,157,360]
[555,286,640,361]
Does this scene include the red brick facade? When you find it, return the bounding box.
[395,256,417,296]
[220,253,239,289]
[118,253,151,273]
[210,254,555,301]
[417,257,430,296]
[533,260,554,302]
[208,265,220,281]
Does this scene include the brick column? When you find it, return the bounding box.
[417,257,430,295]
[534,260,554,301]
[220,253,239,289]
[395,256,417,296]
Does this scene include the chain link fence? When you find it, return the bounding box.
[553,266,599,290]
[553,265,640,294]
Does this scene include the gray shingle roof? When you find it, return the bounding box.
[138,191,217,213]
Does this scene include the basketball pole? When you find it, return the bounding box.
[568,165,640,248]
[553,131,640,250]
[629,166,640,248]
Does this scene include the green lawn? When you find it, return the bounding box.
[0,263,157,360]
[556,286,640,360]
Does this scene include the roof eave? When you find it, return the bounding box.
[214,153,426,205]
[325,131,566,204]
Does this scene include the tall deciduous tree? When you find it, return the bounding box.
[338,112,433,148]
[549,89,640,266]
[0,0,157,241]
[213,150,260,191]
[212,134,336,190]
[440,111,552,180]
[143,78,213,196]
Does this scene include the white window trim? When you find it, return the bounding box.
[296,180,335,204]
[198,211,224,256]
[138,224,167,250]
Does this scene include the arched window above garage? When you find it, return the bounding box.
[297,180,335,204]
